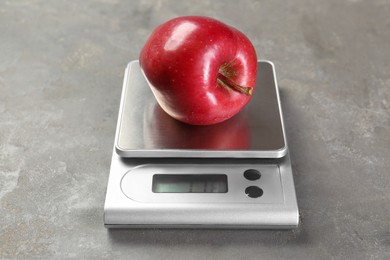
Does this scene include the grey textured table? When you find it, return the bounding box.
[1,1,389,259]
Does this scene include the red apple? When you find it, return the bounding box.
[140,16,257,125]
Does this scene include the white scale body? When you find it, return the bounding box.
[104,61,299,228]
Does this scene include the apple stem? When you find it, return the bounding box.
[217,73,253,96]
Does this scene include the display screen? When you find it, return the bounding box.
[152,174,228,193]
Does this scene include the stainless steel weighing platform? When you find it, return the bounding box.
[104,61,299,228]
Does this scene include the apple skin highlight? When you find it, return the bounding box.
[140,16,257,125]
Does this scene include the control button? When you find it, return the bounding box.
[245,186,263,198]
[244,169,261,181]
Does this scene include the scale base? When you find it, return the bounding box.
[104,153,299,229]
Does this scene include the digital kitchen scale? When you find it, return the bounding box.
[104,60,299,228]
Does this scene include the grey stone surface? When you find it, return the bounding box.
[1,0,389,259]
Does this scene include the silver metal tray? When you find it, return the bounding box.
[115,61,287,158]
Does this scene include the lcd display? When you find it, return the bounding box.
[152,174,228,193]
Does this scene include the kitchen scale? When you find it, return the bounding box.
[104,60,299,228]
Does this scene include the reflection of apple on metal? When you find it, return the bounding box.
[140,16,257,126]
[143,102,251,150]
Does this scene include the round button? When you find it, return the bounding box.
[245,186,263,198]
[244,169,261,181]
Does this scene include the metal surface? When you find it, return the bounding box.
[120,164,283,203]
[104,154,298,229]
[116,61,287,158]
